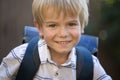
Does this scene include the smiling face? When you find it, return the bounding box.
[35,11,83,56]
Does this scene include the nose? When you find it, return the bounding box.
[58,27,69,38]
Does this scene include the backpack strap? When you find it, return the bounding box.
[16,37,93,80]
[76,46,93,80]
[15,37,40,80]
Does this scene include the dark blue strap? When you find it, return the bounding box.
[16,37,40,80]
[16,37,93,80]
[76,46,93,80]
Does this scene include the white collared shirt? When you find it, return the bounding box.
[0,39,112,80]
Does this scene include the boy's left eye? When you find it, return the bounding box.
[68,23,78,27]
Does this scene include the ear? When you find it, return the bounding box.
[81,25,84,34]
[34,19,40,30]
[81,28,84,34]
[80,23,85,34]
[34,19,44,38]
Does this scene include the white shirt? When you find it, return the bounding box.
[0,39,112,80]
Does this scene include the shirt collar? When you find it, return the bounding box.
[38,39,76,67]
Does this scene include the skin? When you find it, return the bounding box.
[34,11,84,66]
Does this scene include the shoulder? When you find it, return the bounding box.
[92,55,112,80]
[11,43,28,60]
[13,43,28,54]
[92,55,106,74]
[92,55,104,71]
[4,43,28,62]
[0,43,28,79]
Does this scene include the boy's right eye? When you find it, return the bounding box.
[46,23,57,29]
[48,24,56,28]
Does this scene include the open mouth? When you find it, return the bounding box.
[55,41,71,46]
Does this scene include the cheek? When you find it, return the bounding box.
[73,31,81,41]
[72,28,81,38]
[71,29,81,44]
[43,30,54,40]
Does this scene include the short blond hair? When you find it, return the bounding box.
[32,0,89,28]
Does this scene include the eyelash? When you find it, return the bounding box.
[48,24,56,28]
[47,23,78,28]
[68,23,78,26]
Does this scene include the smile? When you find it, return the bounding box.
[55,41,71,46]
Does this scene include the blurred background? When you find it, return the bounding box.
[0,0,120,79]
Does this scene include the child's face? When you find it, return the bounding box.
[37,12,83,55]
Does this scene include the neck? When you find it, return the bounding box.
[50,52,70,67]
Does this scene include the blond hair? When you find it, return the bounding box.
[32,0,89,28]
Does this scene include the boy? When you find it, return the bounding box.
[0,0,112,80]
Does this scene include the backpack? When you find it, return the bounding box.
[16,26,98,80]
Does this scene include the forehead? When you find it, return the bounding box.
[42,7,79,22]
[39,0,81,21]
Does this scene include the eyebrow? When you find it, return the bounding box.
[68,19,79,22]
[45,19,79,23]
[45,21,57,24]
